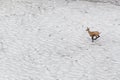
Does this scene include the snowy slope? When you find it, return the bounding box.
[82,0,120,6]
[0,0,120,80]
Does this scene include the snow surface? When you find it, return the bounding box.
[83,0,120,6]
[0,0,120,80]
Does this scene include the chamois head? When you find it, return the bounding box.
[86,27,90,31]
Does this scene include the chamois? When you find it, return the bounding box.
[86,27,100,42]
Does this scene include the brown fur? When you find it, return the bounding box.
[86,27,100,42]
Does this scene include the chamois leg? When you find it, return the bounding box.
[94,35,100,40]
[94,36,98,40]
[96,35,100,40]
[93,36,97,40]
[92,36,94,42]
[97,35,100,38]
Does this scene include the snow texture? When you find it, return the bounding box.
[0,0,120,80]
[81,0,120,6]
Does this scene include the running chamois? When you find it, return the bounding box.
[86,27,100,42]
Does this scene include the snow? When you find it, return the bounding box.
[82,0,120,6]
[0,0,120,80]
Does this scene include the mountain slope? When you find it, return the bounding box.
[0,0,120,80]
